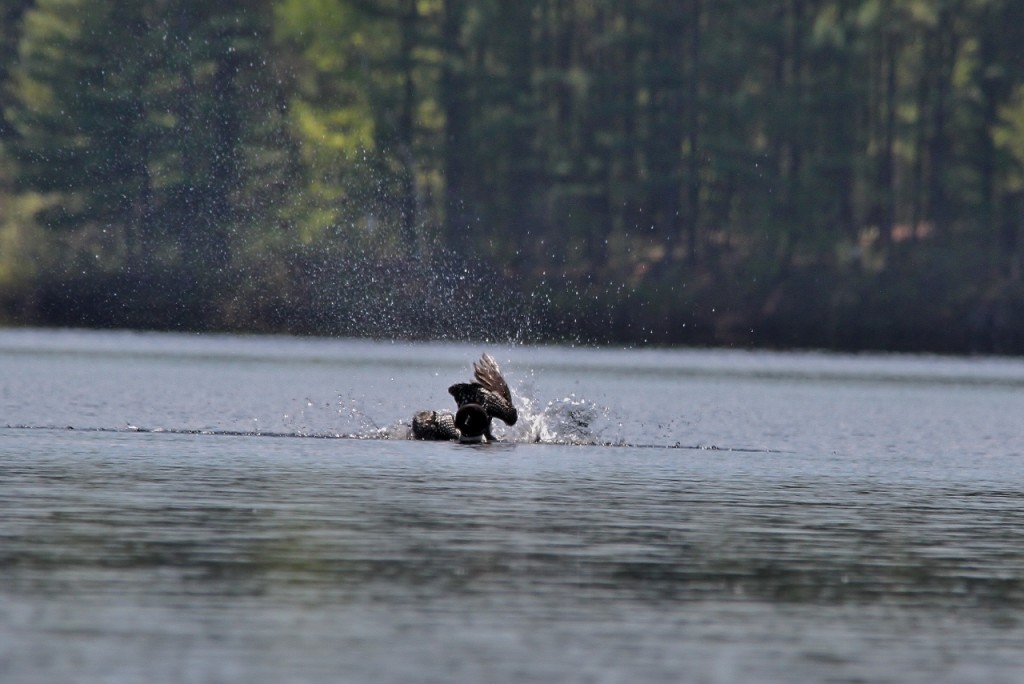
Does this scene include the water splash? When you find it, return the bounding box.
[322,396,418,440]
[504,391,611,445]
[266,238,545,344]
[330,379,612,445]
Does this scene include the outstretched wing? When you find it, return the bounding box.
[447,354,518,426]
[473,353,512,404]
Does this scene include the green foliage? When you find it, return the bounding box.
[4,0,1024,351]
[6,0,298,276]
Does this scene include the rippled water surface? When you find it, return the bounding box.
[2,329,1024,683]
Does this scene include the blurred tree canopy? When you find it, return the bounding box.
[4,0,1024,351]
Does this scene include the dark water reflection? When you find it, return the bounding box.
[2,332,1024,682]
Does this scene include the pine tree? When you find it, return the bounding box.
[8,0,297,275]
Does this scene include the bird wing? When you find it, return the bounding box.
[473,353,512,404]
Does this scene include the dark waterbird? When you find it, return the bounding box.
[412,354,518,443]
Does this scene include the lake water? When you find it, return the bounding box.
[2,328,1023,683]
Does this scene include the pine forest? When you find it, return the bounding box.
[3,0,1024,352]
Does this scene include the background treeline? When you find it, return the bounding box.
[4,0,1024,352]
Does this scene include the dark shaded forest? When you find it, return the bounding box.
[3,0,1024,352]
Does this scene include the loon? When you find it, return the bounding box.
[412,403,490,444]
[411,353,519,443]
